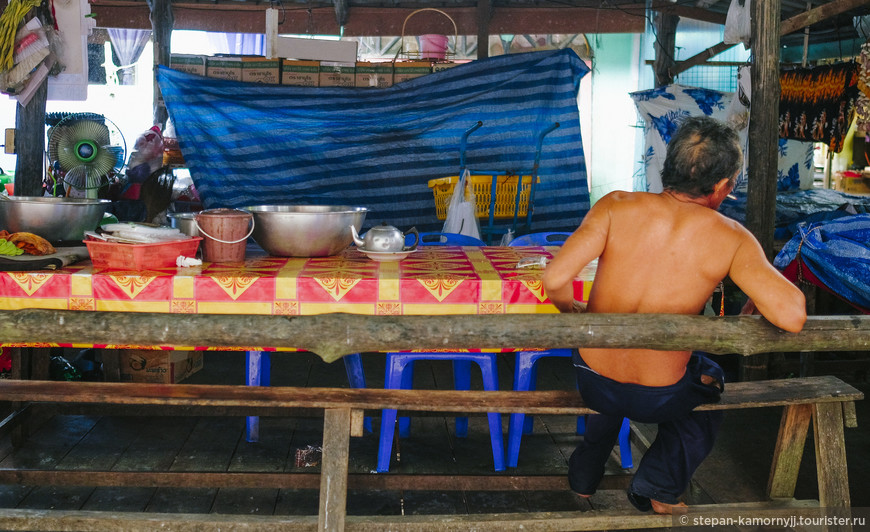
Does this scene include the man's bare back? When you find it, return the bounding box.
[543,187,807,387]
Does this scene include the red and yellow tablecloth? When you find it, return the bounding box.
[0,246,593,350]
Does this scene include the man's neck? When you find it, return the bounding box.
[661,190,716,209]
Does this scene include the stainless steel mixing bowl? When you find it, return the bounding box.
[0,196,112,243]
[244,205,368,257]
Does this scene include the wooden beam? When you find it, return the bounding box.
[0,310,868,363]
[653,11,679,86]
[89,3,646,36]
[781,0,870,35]
[477,0,491,59]
[145,0,172,129]
[13,78,46,196]
[647,0,728,25]
[673,0,870,75]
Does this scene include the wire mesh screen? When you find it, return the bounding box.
[674,64,740,92]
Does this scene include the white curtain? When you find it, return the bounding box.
[107,28,152,85]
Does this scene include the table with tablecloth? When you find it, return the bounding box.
[0,246,593,351]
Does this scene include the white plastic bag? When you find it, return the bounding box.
[442,170,482,240]
[724,0,751,49]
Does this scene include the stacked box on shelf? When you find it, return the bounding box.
[355,62,393,88]
[393,61,432,84]
[319,62,355,87]
[241,57,281,84]
[169,54,207,76]
[118,350,203,384]
[282,60,320,86]
[206,56,243,81]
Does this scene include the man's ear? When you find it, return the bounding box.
[712,177,733,200]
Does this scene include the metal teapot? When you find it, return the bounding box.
[350,223,419,252]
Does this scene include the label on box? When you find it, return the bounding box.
[119,350,204,384]
[170,54,207,76]
[207,56,243,81]
[282,60,320,86]
[242,58,280,84]
[355,62,392,88]
[432,62,460,74]
[319,62,355,87]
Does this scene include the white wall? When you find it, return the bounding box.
[583,33,641,204]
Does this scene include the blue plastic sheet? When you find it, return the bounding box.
[774,214,870,310]
[157,49,590,232]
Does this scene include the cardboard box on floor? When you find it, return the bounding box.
[119,350,203,384]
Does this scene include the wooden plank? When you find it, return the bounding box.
[843,401,858,429]
[0,376,861,414]
[781,0,870,35]
[0,499,823,532]
[319,408,351,532]
[0,469,634,492]
[767,403,812,498]
[2,311,869,362]
[813,402,852,521]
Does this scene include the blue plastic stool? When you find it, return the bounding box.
[377,352,505,473]
[508,232,572,246]
[245,351,371,442]
[506,349,633,469]
[412,232,487,247]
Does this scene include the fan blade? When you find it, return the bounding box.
[68,120,110,146]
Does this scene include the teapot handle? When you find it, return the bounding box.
[404,227,419,251]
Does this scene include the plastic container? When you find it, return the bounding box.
[84,237,202,270]
[428,174,540,221]
[195,208,254,263]
[419,34,448,59]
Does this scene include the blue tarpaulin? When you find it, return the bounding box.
[157,49,590,232]
[774,214,870,310]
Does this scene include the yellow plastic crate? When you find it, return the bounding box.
[428,174,538,221]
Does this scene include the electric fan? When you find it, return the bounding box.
[46,112,126,198]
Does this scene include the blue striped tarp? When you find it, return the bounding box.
[157,48,590,232]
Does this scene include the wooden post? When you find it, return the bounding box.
[742,0,781,382]
[13,78,47,196]
[813,402,852,531]
[477,0,491,59]
[653,11,678,87]
[767,403,812,498]
[318,407,351,532]
[147,0,173,129]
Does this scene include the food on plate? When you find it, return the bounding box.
[0,230,56,256]
[0,239,24,256]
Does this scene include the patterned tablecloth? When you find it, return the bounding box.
[0,246,594,351]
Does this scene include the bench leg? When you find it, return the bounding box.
[767,403,812,499]
[319,407,351,532]
[813,402,851,526]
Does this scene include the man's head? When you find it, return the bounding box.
[660,116,743,199]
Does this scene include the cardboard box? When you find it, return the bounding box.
[392,61,432,84]
[119,350,203,384]
[282,60,320,86]
[319,62,355,87]
[275,36,358,63]
[432,62,460,74]
[241,57,281,84]
[170,54,207,76]
[833,172,870,194]
[355,62,392,88]
[206,56,243,81]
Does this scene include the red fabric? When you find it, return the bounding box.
[782,258,870,314]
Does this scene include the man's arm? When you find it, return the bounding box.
[543,196,611,313]
[728,229,807,333]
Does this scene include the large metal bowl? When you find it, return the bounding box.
[244,205,368,257]
[0,196,112,243]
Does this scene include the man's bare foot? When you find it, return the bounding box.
[650,499,688,514]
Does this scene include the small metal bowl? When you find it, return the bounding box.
[0,196,111,243]
[243,205,368,257]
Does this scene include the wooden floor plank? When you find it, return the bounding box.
[211,487,279,515]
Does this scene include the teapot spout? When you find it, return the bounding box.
[350,225,365,247]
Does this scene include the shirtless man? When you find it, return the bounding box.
[542,116,806,514]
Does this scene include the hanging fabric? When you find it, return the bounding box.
[778,62,859,152]
[106,29,151,85]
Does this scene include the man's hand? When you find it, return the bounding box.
[571,299,587,313]
[740,298,758,315]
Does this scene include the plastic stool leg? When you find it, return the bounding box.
[577,415,586,435]
[477,354,505,471]
[245,351,270,443]
[343,353,372,434]
[507,351,538,468]
[523,360,539,434]
[378,354,409,472]
[618,417,633,469]
[453,359,472,437]
[397,359,414,438]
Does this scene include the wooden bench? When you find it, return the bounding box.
[0,375,862,531]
